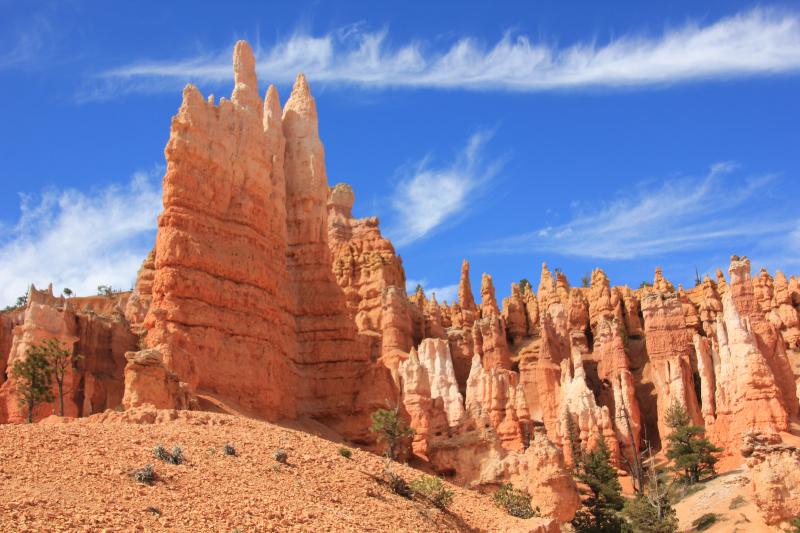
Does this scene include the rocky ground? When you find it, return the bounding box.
[672,466,773,533]
[0,407,556,532]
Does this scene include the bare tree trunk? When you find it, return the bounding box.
[57,380,64,416]
[27,397,33,423]
[619,405,645,494]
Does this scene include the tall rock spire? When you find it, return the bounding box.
[458,259,477,311]
[480,273,499,317]
[283,73,318,140]
[263,84,282,133]
[231,40,260,114]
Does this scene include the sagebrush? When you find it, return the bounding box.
[410,475,453,509]
[493,483,538,518]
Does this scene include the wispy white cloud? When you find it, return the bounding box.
[0,15,51,70]
[86,8,800,100]
[0,170,162,306]
[386,131,501,247]
[483,162,798,260]
[405,278,458,303]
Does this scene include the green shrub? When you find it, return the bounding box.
[338,447,352,459]
[692,513,718,531]
[132,464,156,485]
[274,449,288,464]
[624,494,678,533]
[789,517,800,533]
[493,483,538,518]
[224,443,236,456]
[410,475,453,509]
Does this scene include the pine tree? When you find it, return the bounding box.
[571,438,625,532]
[664,402,721,484]
[34,339,81,416]
[564,410,582,468]
[12,347,55,423]
[370,407,414,460]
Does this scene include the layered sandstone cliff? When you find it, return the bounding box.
[115,42,395,444]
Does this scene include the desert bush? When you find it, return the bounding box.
[170,446,184,465]
[146,506,161,515]
[493,483,538,518]
[224,443,236,456]
[789,517,800,533]
[337,446,352,459]
[624,493,678,533]
[153,444,171,462]
[386,470,413,499]
[410,475,453,509]
[153,444,184,464]
[132,464,156,485]
[274,449,288,464]
[692,513,718,531]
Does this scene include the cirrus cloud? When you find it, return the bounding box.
[82,7,800,101]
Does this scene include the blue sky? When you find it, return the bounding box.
[1,1,799,306]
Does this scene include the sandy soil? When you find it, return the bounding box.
[672,465,778,532]
[0,407,554,532]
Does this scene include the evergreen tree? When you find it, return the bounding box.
[370,407,413,460]
[571,438,625,532]
[518,279,532,294]
[564,411,582,468]
[664,402,721,484]
[34,339,80,416]
[11,347,54,423]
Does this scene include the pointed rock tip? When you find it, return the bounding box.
[265,84,280,105]
[263,84,282,128]
[233,40,257,81]
[294,72,309,91]
[285,72,312,104]
[283,72,317,123]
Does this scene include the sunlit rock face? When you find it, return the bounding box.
[743,432,800,526]
[127,41,394,441]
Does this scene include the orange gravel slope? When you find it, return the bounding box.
[0,407,557,532]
